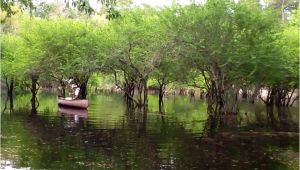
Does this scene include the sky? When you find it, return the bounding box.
[87,0,200,10]
[129,0,195,7]
[32,0,198,12]
[86,0,205,11]
[35,0,266,11]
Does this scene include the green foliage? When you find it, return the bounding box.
[18,17,107,83]
[1,0,298,105]
[1,33,27,79]
[105,7,165,81]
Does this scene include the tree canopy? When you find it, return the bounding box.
[1,0,298,112]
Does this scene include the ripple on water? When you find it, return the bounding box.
[1,93,299,169]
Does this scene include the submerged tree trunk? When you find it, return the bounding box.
[260,87,297,107]
[205,64,239,115]
[203,113,219,137]
[30,76,39,114]
[266,106,277,130]
[277,106,290,131]
[260,87,275,107]
[241,89,247,99]
[58,80,66,98]
[137,80,143,108]
[114,71,137,108]
[189,89,195,97]
[223,86,239,115]
[9,80,13,112]
[124,80,135,108]
[136,78,148,109]
[143,78,148,107]
[5,77,14,112]
[250,83,260,104]
[275,87,297,107]
[2,96,8,114]
[158,83,165,113]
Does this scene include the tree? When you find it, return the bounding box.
[1,0,120,19]
[1,34,27,112]
[20,18,106,100]
[162,0,285,115]
[106,7,164,108]
[259,8,299,107]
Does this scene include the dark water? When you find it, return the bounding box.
[1,93,299,169]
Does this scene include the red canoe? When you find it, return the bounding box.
[58,98,88,109]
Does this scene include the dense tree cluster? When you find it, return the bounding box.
[1,0,299,115]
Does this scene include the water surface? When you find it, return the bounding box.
[1,93,299,169]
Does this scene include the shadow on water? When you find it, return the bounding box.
[1,93,299,169]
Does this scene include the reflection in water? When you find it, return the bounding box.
[58,106,88,119]
[1,93,299,169]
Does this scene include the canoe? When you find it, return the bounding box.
[58,106,88,119]
[58,98,88,109]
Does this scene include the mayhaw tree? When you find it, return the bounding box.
[164,0,282,114]
[1,34,27,112]
[20,18,106,100]
[258,9,299,107]
[19,18,47,113]
[105,8,164,108]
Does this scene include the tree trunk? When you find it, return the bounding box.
[179,88,185,95]
[250,83,260,104]
[286,88,295,107]
[124,81,135,107]
[207,63,239,115]
[79,80,88,99]
[261,87,276,107]
[137,81,143,107]
[5,77,14,112]
[223,86,239,115]
[2,97,8,114]
[158,83,164,112]
[143,78,148,107]
[59,80,66,98]
[136,78,148,108]
[8,79,14,112]
[277,106,289,131]
[266,106,277,130]
[241,89,247,99]
[31,76,39,114]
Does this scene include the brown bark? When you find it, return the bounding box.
[143,78,148,107]
[158,85,164,112]
[261,87,297,107]
[31,76,39,114]
[158,80,165,113]
[59,80,66,98]
[135,78,148,108]
[114,71,138,106]
[259,87,275,107]
[266,106,278,130]
[5,77,14,112]
[79,80,88,99]
[250,83,260,104]
[206,63,239,115]
[9,79,14,112]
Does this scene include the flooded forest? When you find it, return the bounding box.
[1,0,299,169]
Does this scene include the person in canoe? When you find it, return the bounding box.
[57,86,64,98]
[71,84,80,99]
[59,78,80,100]
[57,78,88,108]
